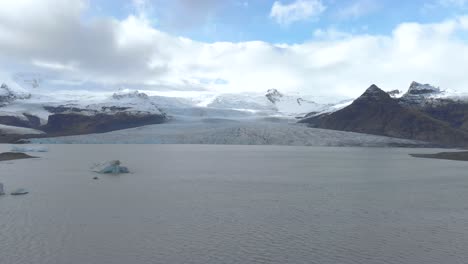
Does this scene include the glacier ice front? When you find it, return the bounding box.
[93,160,130,174]
[11,145,48,153]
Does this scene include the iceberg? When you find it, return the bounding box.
[0,183,5,195]
[11,188,28,195]
[92,160,130,174]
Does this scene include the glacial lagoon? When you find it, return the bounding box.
[1,144,467,264]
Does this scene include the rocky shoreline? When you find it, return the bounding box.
[0,152,36,161]
[410,151,468,162]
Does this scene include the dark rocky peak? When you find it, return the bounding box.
[356,84,392,102]
[399,82,446,107]
[406,81,441,95]
[266,89,283,104]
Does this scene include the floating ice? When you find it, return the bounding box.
[92,160,130,174]
[10,188,28,195]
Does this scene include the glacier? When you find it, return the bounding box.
[29,118,427,147]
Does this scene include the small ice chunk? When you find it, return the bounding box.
[11,188,28,195]
[11,145,48,153]
[92,160,130,174]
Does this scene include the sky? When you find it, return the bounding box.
[1,0,468,97]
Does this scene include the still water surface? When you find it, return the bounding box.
[1,145,467,264]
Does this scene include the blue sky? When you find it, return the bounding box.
[2,0,468,96]
[86,0,468,43]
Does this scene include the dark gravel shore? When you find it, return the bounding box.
[410,151,468,161]
[0,152,36,162]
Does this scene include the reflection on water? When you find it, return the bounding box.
[1,145,468,264]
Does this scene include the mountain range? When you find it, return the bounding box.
[301,82,468,147]
[2,76,468,147]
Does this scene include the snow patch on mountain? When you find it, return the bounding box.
[206,93,275,112]
[198,89,349,117]
[266,89,352,115]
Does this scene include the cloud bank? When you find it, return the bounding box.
[1,0,468,97]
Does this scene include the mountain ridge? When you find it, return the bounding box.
[300,84,468,147]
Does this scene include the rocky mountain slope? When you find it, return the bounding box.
[300,84,468,147]
[396,82,468,132]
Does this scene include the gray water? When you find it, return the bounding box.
[1,145,468,264]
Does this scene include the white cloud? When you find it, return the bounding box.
[335,0,380,20]
[270,0,326,26]
[2,0,468,97]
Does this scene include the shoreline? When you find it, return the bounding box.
[410,151,468,162]
[0,152,36,162]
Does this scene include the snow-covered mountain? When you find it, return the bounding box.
[2,77,465,125]
[265,89,327,115]
[1,71,356,119]
[0,79,170,137]
[399,81,468,106]
[200,89,350,116]
[0,83,31,105]
[78,90,165,115]
[206,93,275,112]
